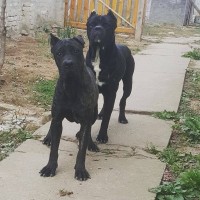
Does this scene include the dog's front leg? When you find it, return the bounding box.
[75,123,91,181]
[40,118,63,177]
[97,91,117,143]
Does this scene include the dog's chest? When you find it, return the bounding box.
[92,48,105,87]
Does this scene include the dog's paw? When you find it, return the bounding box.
[88,142,100,152]
[40,163,58,177]
[42,136,51,146]
[118,115,128,124]
[96,134,108,143]
[75,168,91,181]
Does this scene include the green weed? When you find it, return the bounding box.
[158,148,200,176]
[0,129,33,161]
[56,26,77,39]
[153,110,179,121]
[181,116,200,143]
[183,49,200,60]
[145,143,160,155]
[33,78,57,109]
[150,169,200,200]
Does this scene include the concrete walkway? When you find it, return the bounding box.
[0,37,195,200]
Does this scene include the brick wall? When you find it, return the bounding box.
[0,0,65,37]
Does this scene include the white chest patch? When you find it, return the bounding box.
[92,48,105,87]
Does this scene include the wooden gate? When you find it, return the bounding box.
[64,0,141,34]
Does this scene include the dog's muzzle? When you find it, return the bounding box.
[90,25,105,46]
[62,59,74,68]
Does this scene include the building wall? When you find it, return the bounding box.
[1,0,65,37]
[148,0,187,25]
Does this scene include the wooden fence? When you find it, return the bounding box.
[64,0,145,36]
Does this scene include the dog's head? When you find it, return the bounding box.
[86,10,117,48]
[50,34,85,80]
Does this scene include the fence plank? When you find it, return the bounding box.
[117,0,123,26]
[132,0,139,27]
[98,0,103,14]
[64,0,69,26]
[126,0,132,21]
[76,0,82,21]
[104,0,109,13]
[69,0,76,21]
[135,0,146,41]
[69,21,134,34]
[112,0,117,11]
[83,0,89,22]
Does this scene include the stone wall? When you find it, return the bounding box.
[0,0,65,37]
[147,0,187,25]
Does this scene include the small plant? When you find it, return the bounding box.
[181,116,200,143]
[0,129,33,161]
[158,148,180,165]
[145,143,160,155]
[153,110,179,121]
[56,26,77,39]
[150,169,200,200]
[183,49,200,60]
[33,78,57,109]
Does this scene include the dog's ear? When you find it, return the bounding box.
[73,35,85,48]
[50,33,60,48]
[107,10,117,29]
[107,9,117,21]
[89,10,97,18]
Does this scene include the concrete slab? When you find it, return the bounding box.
[98,55,190,112]
[0,112,172,200]
[0,139,165,200]
[139,43,191,57]
[35,112,173,150]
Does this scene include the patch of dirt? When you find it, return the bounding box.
[190,100,200,115]
[143,24,200,38]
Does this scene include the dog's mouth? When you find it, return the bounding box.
[90,31,104,46]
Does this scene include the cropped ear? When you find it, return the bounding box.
[73,35,85,48]
[107,10,117,29]
[89,10,97,18]
[50,33,60,48]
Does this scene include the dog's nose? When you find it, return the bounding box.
[63,60,73,68]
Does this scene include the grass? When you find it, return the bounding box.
[56,26,77,39]
[0,129,33,161]
[153,110,179,121]
[33,78,57,109]
[183,49,200,60]
[150,169,200,200]
[150,67,200,199]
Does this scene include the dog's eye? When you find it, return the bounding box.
[89,23,95,29]
[73,49,80,54]
[57,52,63,56]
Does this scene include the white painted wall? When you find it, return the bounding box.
[1,0,65,37]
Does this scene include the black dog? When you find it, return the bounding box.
[40,34,99,181]
[86,10,135,143]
